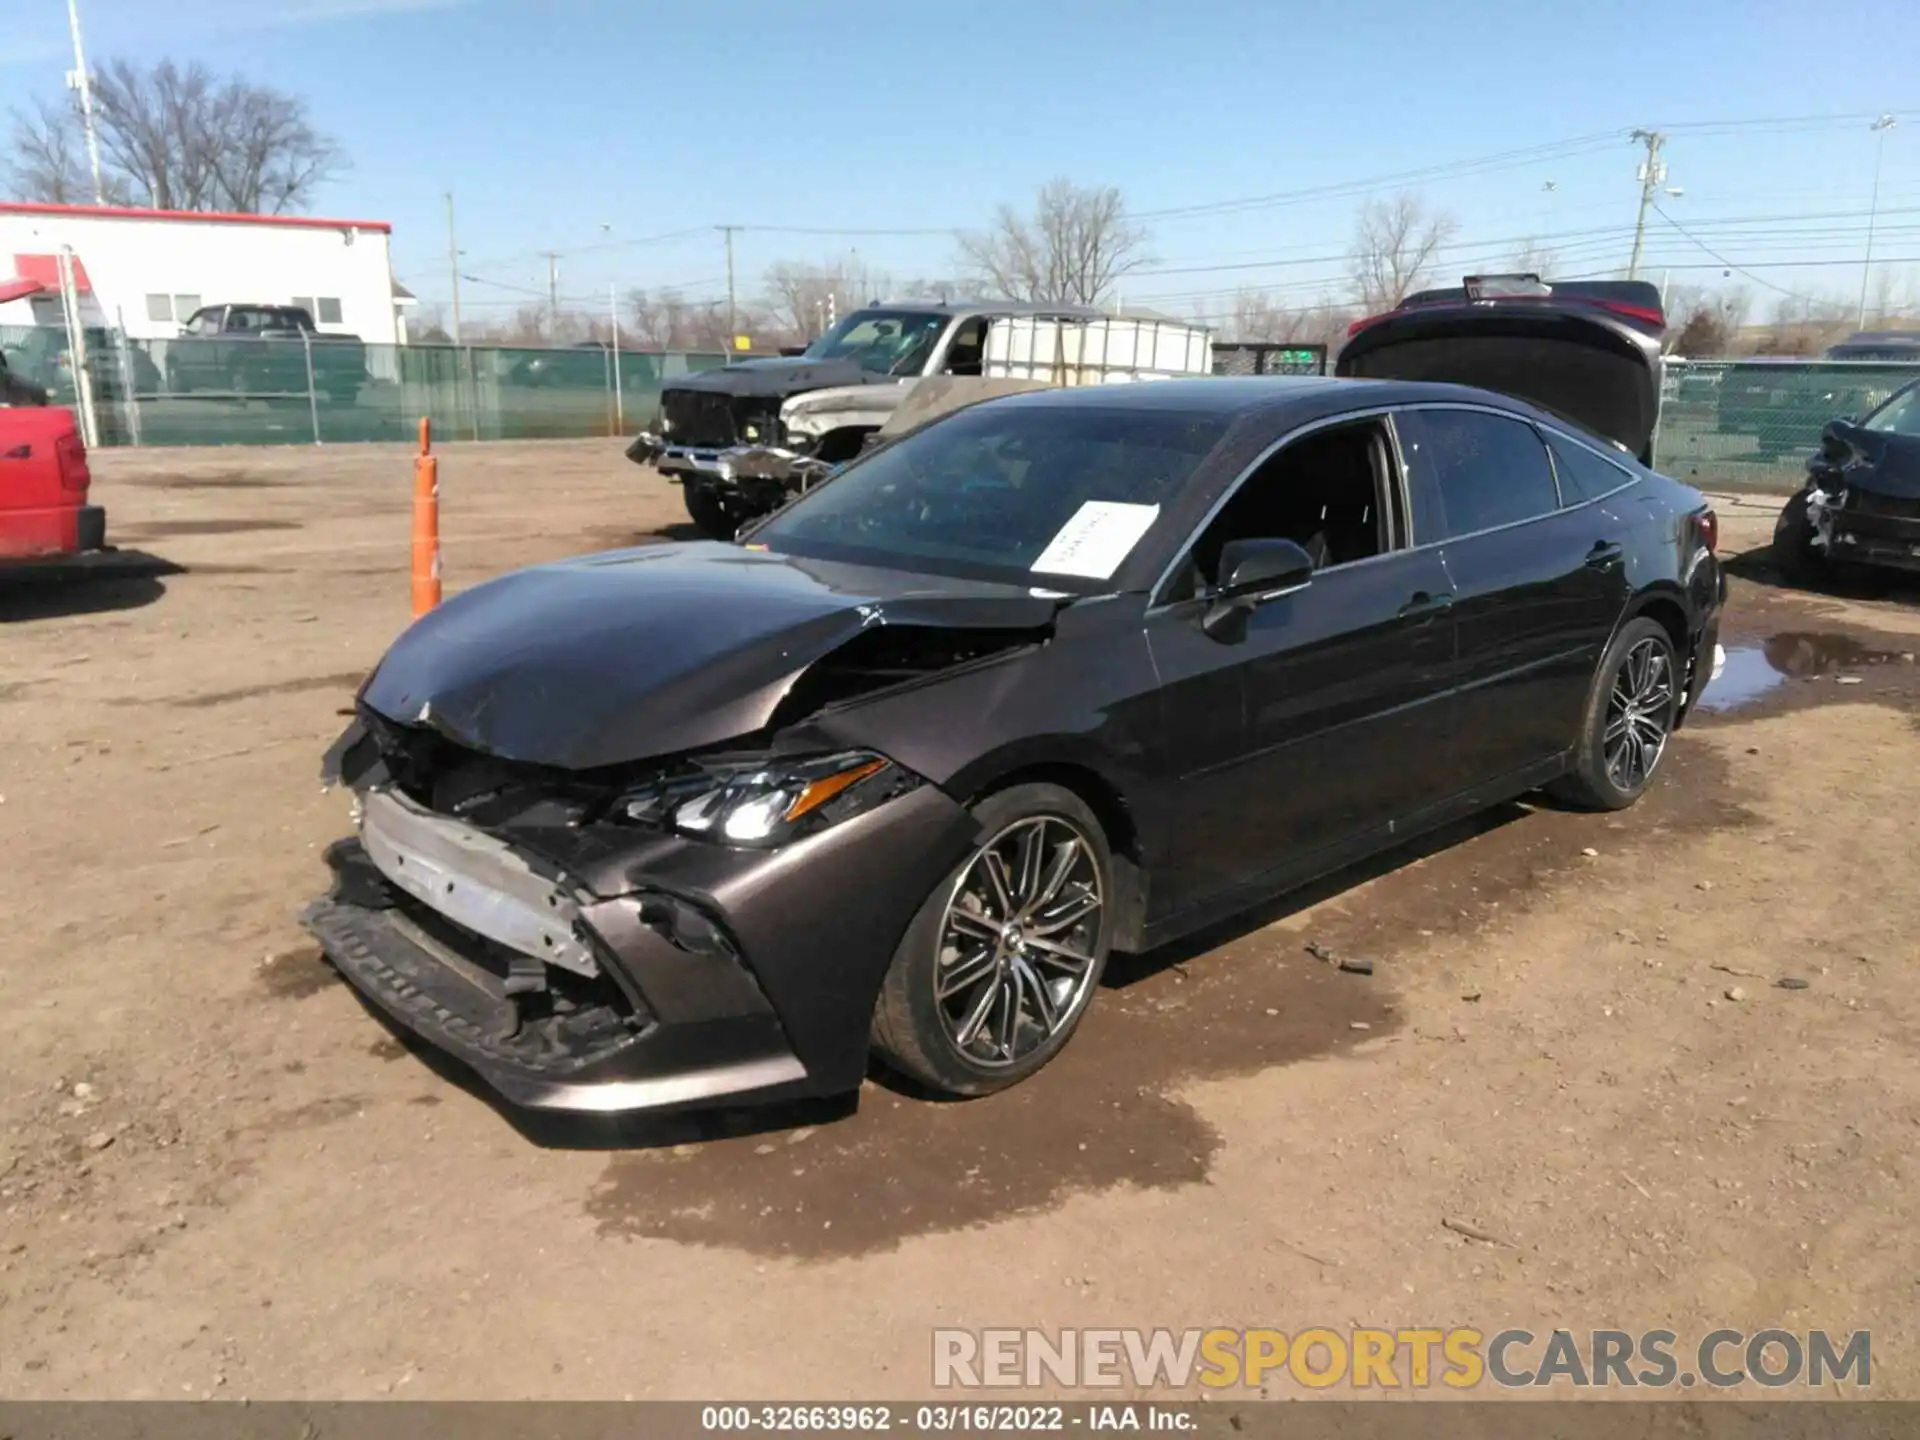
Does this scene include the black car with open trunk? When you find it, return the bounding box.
[305,277,1724,1114]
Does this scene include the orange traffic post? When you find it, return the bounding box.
[411,417,442,617]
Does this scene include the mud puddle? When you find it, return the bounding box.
[583,742,1752,1260]
[1700,630,1915,714]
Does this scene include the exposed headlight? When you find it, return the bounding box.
[616,750,911,847]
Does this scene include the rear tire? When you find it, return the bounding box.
[1772,490,1831,587]
[871,783,1113,1097]
[682,481,739,540]
[1547,617,1680,812]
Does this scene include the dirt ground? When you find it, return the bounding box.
[3,441,1919,1401]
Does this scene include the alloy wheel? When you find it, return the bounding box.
[933,815,1105,1069]
[1604,636,1674,791]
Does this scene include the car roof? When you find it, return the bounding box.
[967,374,1549,422]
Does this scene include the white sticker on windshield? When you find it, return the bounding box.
[1030,501,1160,580]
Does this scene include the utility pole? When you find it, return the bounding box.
[1626,128,1667,281]
[718,225,740,345]
[444,192,462,345]
[1858,114,1898,329]
[64,0,105,205]
[542,252,560,338]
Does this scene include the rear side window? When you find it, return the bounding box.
[1545,431,1634,504]
[1395,408,1559,543]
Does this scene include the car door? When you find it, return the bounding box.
[1143,412,1457,917]
[1394,404,1631,789]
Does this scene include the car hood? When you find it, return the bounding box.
[1337,298,1664,463]
[358,542,1062,771]
[666,356,894,401]
[1813,420,1920,500]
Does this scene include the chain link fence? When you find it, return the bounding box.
[1654,358,1920,491]
[1,325,732,448]
[1211,342,1330,377]
[10,324,1916,490]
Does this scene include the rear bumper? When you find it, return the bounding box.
[0,502,105,561]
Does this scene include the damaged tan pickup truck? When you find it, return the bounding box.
[626,302,1214,537]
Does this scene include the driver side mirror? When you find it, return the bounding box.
[1200,537,1315,640]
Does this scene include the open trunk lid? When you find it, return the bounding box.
[1337,275,1666,464]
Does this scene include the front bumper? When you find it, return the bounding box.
[627,436,831,491]
[1831,507,1920,573]
[304,779,977,1114]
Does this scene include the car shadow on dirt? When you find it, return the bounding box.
[1724,541,1920,606]
[372,813,1545,1160]
[0,552,182,621]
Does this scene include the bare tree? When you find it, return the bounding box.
[5,59,343,213]
[764,258,891,339]
[4,99,132,204]
[1349,192,1459,311]
[958,178,1149,306]
[624,289,749,351]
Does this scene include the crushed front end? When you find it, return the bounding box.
[304,709,976,1114]
[1795,418,1920,574]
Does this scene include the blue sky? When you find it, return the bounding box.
[5,0,1919,323]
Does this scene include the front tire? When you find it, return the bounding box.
[1773,489,1831,587]
[682,481,740,539]
[871,783,1113,1097]
[1548,617,1680,811]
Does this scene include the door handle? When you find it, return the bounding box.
[1585,541,1625,570]
[1399,589,1453,619]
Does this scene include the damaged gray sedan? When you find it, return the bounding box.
[307,360,1722,1114]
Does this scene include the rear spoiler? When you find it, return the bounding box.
[1348,274,1666,339]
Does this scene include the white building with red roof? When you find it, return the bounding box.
[0,202,412,345]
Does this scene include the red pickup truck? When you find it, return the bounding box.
[1,355,107,567]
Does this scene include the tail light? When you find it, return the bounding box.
[56,433,90,493]
[1691,507,1718,554]
[1346,312,1389,339]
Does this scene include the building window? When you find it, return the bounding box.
[316,298,343,325]
[146,294,172,322]
[173,295,201,322]
[291,296,316,319]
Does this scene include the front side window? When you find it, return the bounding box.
[1862,383,1920,438]
[1395,408,1560,543]
[801,309,949,376]
[753,402,1228,590]
[1163,417,1397,602]
[1544,430,1634,505]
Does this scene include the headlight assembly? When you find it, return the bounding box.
[616,750,912,847]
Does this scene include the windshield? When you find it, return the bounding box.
[751,401,1228,589]
[801,309,949,376]
[1862,383,1920,438]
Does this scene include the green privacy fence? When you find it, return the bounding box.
[1,325,732,448]
[1654,358,1920,491]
